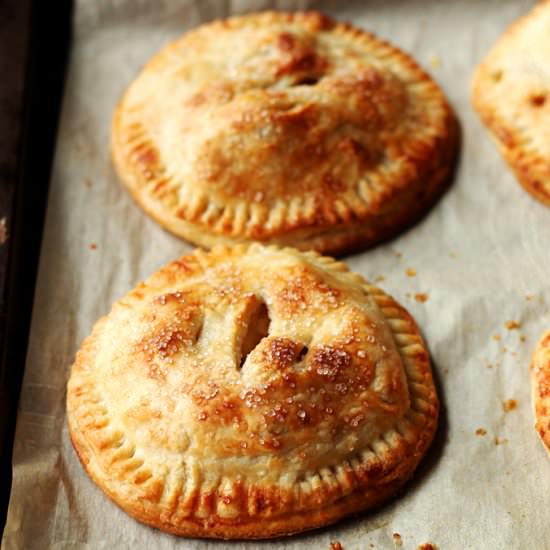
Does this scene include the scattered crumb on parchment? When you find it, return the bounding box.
[330,542,343,550]
[406,268,417,277]
[0,217,7,244]
[475,428,487,436]
[520,335,526,343]
[430,55,441,68]
[505,320,520,330]
[494,436,508,446]
[502,399,517,412]
[493,334,501,341]
[375,275,385,283]
[526,294,534,301]
[417,544,438,550]
[89,243,98,250]
[393,250,403,258]
[414,293,428,303]
[393,532,403,547]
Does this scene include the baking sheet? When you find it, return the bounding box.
[3,0,550,548]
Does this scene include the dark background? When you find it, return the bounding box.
[0,0,72,537]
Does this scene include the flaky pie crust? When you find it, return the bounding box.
[112,11,458,255]
[67,244,439,539]
[472,0,550,206]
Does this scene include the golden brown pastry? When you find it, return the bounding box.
[472,1,550,206]
[112,11,458,255]
[531,330,550,453]
[67,244,439,539]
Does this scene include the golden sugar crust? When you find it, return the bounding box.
[112,11,457,254]
[67,244,439,538]
[472,1,550,206]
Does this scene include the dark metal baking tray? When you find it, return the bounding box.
[0,0,72,537]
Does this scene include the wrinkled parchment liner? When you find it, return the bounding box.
[3,0,550,548]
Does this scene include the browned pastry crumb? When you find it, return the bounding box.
[475,428,487,436]
[502,399,517,412]
[330,542,343,550]
[414,293,428,303]
[0,218,7,245]
[505,320,520,330]
[406,268,417,277]
[393,532,403,546]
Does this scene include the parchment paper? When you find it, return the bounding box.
[3,0,550,548]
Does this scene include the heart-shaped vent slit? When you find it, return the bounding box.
[238,299,270,368]
[294,76,320,86]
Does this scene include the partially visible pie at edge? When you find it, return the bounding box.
[531,330,550,453]
[112,11,458,255]
[472,0,550,206]
[67,244,439,539]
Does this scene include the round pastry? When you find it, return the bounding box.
[531,330,550,453]
[67,244,439,539]
[472,0,550,206]
[112,11,458,255]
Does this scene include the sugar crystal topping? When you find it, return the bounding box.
[93,247,410,467]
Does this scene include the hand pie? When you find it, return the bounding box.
[67,244,439,539]
[531,330,550,454]
[472,1,550,206]
[112,11,458,255]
